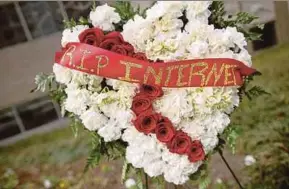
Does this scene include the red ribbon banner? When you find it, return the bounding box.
[55,42,256,88]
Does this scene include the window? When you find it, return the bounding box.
[17,96,59,130]
[0,3,26,48]
[19,1,63,38]
[63,1,93,20]
[0,96,61,141]
[252,21,277,51]
[0,108,20,140]
[0,1,98,49]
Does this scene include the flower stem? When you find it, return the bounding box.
[143,170,149,189]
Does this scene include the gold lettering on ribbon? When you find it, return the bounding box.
[118,61,143,82]
[144,66,163,85]
[61,45,76,66]
[188,62,208,87]
[224,65,237,85]
[205,63,225,86]
[177,64,189,87]
[77,49,91,70]
[165,65,179,86]
[96,55,109,75]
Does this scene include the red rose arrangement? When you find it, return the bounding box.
[132,84,205,163]
[78,28,148,60]
[78,27,205,163]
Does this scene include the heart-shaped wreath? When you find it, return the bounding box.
[35,1,261,186]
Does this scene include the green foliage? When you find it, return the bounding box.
[223,126,242,154]
[112,1,150,31]
[209,1,262,41]
[113,1,144,21]
[84,132,102,173]
[63,18,77,29]
[198,176,211,189]
[63,16,90,30]
[84,131,127,173]
[189,160,211,189]
[244,85,270,101]
[32,73,55,93]
[33,73,66,114]
[0,169,19,189]
[136,169,144,189]
[121,160,129,184]
[78,16,90,25]
[68,113,82,138]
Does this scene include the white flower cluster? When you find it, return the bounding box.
[53,63,137,142]
[55,1,252,185]
[89,3,121,31]
[61,25,89,47]
[120,1,251,184]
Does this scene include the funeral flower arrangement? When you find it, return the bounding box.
[34,1,264,187]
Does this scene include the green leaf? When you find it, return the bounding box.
[245,86,270,101]
[199,176,211,189]
[121,160,129,184]
[135,169,144,189]
[69,114,82,138]
[209,1,262,42]
[84,133,102,173]
[224,126,242,154]
[63,18,77,29]
[112,1,148,22]
[91,1,97,11]
[78,16,89,25]
[32,73,55,93]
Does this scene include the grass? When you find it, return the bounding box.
[1,43,289,188]
[231,43,289,153]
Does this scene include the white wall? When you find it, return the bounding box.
[0,32,62,109]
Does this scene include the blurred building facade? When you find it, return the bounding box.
[0,1,288,142]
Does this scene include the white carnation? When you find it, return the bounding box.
[64,86,91,115]
[186,40,209,58]
[122,15,154,52]
[80,108,108,131]
[70,70,89,86]
[224,27,247,49]
[61,25,88,47]
[146,1,185,20]
[154,88,193,125]
[89,4,121,31]
[144,160,164,177]
[186,1,212,23]
[97,119,122,142]
[53,63,72,85]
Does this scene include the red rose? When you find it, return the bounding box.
[168,131,192,155]
[131,95,153,115]
[186,140,205,162]
[133,111,161,134]
[78,28,104,47]
[111,43,135,56]
[132,52,148,61]
[122,42,135,56]
[111,45,128,55]
[155,117,176,143]
[140,84,164,99]
[99,31,124,50]
[104,31,124,43]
